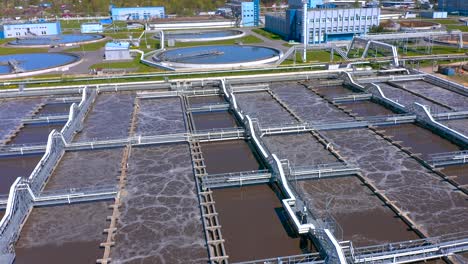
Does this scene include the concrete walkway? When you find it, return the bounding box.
[243,28,289,52]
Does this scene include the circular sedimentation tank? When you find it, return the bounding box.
[8,34,104,47]
[0,53,80,76]
[157,29,244,42]
[432,33,468,48]
[153,45,282,69]
[381,20,441,32]
[398,20,441,31]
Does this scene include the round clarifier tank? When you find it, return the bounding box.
[153,45,282,68]
[8,34,104,47]
[158,29,245,42]
[0,53,80,75]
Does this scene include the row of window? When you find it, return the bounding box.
[8,30,48,37]
[309,25,372,34]
[7,26,51,30]
[309,15,378,23]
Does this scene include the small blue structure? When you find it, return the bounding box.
[253,0,260,27]
[242,2,255,27]
[100,18,113,25]
[80,22,103,33]
[229,0,261,27]
[105,41,132,61]
[1,21,61,38]
[111,6,165,21]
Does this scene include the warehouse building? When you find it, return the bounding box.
[1,21,61,39]
[265,0,380,44]
[111,6,165,21]
[80,22,103,33]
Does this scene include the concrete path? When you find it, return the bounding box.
[243,28,289,52]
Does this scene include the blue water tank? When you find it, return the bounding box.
[440,67,455,76]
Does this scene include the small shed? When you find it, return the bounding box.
[105,41,132,61]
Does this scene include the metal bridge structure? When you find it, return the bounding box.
[430,150,468,167]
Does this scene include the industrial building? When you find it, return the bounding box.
[111,6,165,21]
[105,41,132,61]
[1,21,61,39]
[80,22,103,34]
[420,11,448,19]
[265,1,380,44]
[228,0,260,27]
[380,0,415,7]
[438,0,468,16]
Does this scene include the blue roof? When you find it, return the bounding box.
[105,41,130,50]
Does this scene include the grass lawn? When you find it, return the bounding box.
[64,40,107,52]
[60,20,128,29]
[20,66,324,89]
[348,48,389,58]
[89,57,162,73]
[252,28,284,40]
[282,50,343,65]
[105,31,144,39]
[419,19,461,25]
[0,38,48,54]
[401,45,465,56]
[0,45,48,55]
[445,25,468,32]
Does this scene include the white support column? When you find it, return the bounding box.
[159,30,165,50]
[302,0,308,62]
[459,32,463,49]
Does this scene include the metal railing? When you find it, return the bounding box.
[347,231,468,263]
[187,103,230,113]
[430,150,468,167]
[332,94,372,103]
[234,252,324,264]
[0,185,117,209]
[27,131,66,194]
[290,163,360,180]
[32,185,117,207]
[201,170,272,189]
[433,111,468,121]
[60,87,97,143]
[22,114,69,124]
[137,89,220,99]
[0,179,32,255]
[230,83,270,93]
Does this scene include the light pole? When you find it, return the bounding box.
[302,0,308,62]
